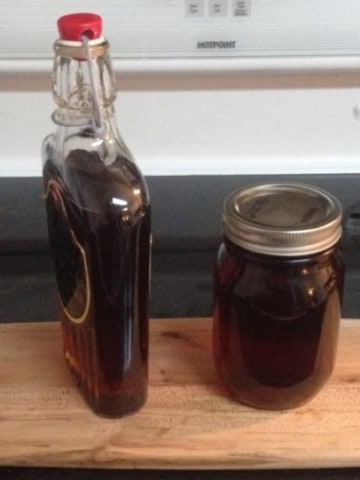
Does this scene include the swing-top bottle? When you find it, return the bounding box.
[42,13,151,417]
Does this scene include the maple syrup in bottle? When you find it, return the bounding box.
[213,183,344,409]
[42,13,151,417]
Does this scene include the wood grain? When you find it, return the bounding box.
[0,318,360,470]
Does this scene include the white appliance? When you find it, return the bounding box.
[1,0,360,176]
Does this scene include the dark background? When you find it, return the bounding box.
[1,173,360,322]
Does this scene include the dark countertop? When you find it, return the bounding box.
[0,467,360,480]
[1,248,360,323]
[0,250,214,322]
[2,173,360,322]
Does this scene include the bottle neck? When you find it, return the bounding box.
[52,39,117,131]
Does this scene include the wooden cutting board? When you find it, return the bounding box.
[1,318,360,470]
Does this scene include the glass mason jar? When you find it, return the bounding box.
[213,183,344,410]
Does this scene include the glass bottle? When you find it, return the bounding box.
[42,13,151,417]
[213,183,344,409]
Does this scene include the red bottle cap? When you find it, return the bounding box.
[57,13,103,41]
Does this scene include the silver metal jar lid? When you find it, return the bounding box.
[223,183,342,256]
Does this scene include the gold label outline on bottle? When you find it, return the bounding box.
[46,180,91,325]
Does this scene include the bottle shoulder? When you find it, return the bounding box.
[43,147,149,217]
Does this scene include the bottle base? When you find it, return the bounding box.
[66,358,147,418]
[75,375,147,418]
[89,391,147,419]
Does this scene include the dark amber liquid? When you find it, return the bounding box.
[213,239,344,409]
[43,151,150,417]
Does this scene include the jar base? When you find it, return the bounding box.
[221,375,330,411]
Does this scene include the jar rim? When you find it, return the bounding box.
[223,182,342,256]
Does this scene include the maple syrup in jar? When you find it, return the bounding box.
[213,183,344,409]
